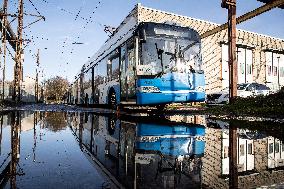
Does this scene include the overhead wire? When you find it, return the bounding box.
[56,0,103,76]
[28,0,43,17]
[6,0,105,80]
[69,1,102,56]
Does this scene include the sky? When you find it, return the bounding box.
[2,0,284,83]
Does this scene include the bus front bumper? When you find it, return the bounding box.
[137,91,205,105]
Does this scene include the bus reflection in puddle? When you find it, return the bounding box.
[68,113,205,189]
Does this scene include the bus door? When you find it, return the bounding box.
[120,40,136,101]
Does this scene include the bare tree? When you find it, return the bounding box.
[44,76,69,103]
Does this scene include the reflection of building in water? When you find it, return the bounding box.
[20,113,35,132]
[267,137,284,169]
[222,130,255,174]
[68,113,206,188]
[204,120,284,189]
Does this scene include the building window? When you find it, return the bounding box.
[269,143,274,154]
[268,66,272,76]
[240,144,245,156]
[275,142,280,153]
[247,64,251,75]
[274,66,278,76]
[240,63,245,74]
[223,146,229,158]
[237,47,253,83]
[247,143,253,155]
[266,52,284,89]
[280,67,284,77]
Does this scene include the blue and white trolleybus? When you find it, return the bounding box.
[68,22,205,108]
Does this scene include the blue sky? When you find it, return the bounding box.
[3,0,284,82]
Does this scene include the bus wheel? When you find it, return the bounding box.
[108,90,117,110]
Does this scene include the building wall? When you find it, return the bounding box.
[238,138,284,188]
[202,128,227,188]
[135,4,284,93]
[0,81,13,99]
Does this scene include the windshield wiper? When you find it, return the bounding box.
[155,43,164,73]
[154,43,186,77]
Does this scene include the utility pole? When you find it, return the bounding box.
[13,0,24,102]
[1,0,8,100]
[222,0,237,102]
[35,49,39,103]
[10,111,20,189]
[221,1,238,188]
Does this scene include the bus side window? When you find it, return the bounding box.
[127,42,134,69]
[93,65,99,103]
[111,56,119,80]
[120,45,127,98]
[97,60,107,85]
[120,46,126,74]
[108,50,120,81]
[107,59,112,81]
[127,41,136,97]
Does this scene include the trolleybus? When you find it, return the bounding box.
[68,22,205,108]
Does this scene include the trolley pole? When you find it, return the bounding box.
[222,0,237,102]
[1,0,8,100]
[13,0,24,102]
[35,49,39,103]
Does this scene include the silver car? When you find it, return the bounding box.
[237,83,271,97]
[206,83,271,105]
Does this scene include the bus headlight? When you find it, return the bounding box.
[137,86,161,93]
[196,86,205,92]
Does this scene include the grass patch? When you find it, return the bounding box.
[207,87,284,118]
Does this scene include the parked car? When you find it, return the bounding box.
[206,92,229,105]
[206,83,271,105]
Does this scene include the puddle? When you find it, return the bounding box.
[0,111,284,188]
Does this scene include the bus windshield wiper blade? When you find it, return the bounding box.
[155,43,164,73]
[154,70,165,78]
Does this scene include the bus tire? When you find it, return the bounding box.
[108,90,117,110]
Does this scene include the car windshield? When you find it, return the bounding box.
[237,83,248,90]
[139,24,202,76]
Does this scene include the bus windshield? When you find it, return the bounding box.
[139,24,202,76]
